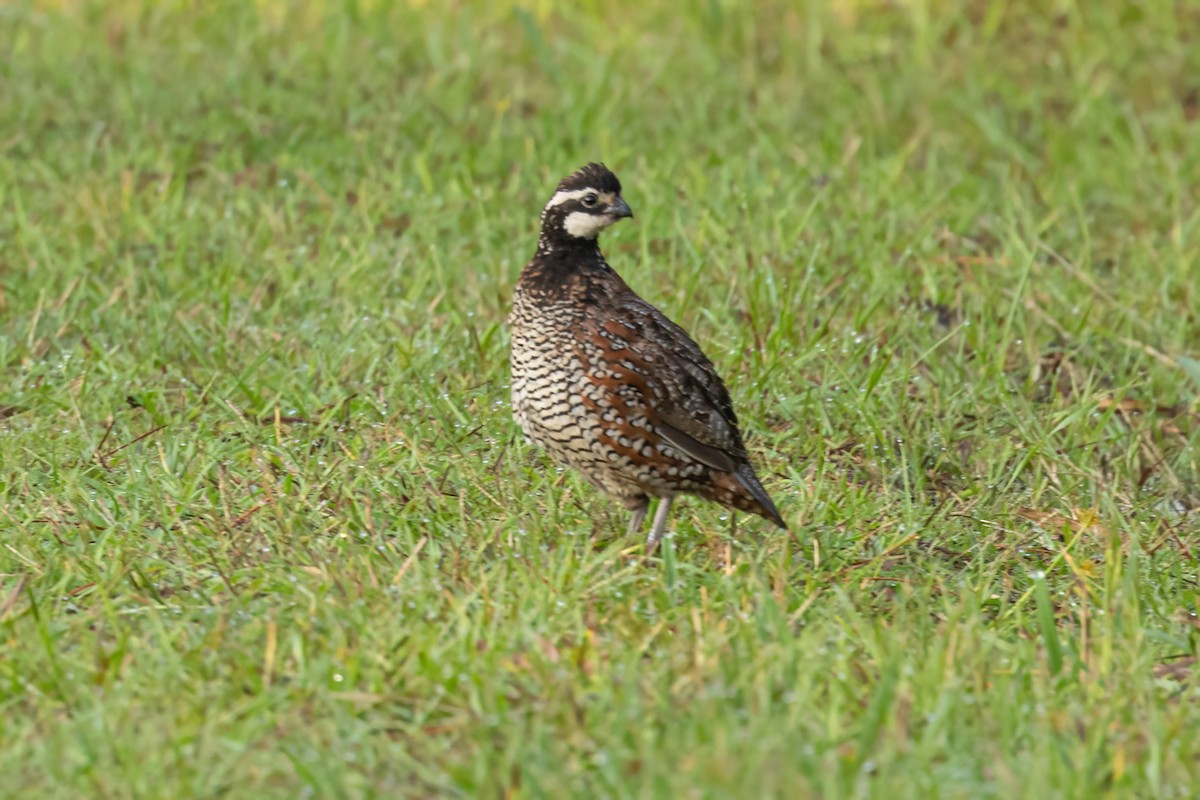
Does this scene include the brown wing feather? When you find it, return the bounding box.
[575,294,786,528]
[601,292,748,458]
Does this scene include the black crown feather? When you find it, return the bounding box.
[557,162,622,195]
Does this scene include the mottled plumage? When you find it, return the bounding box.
[509,163,786,549]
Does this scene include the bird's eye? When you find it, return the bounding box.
[582,193,598,207]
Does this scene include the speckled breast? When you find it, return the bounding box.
[509,292,702,505]
[509,296,591,457]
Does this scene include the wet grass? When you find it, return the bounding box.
[2,0,1199,796]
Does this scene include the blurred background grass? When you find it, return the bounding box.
[2,0,1199,796]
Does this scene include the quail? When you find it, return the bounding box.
[509,163,787,551]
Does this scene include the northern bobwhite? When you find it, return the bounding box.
[509,163,787,550]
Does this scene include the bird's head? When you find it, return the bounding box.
[538,162,633,244]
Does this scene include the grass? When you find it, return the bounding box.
[1,0,1199,796]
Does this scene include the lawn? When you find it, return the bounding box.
[2,0,1199,796]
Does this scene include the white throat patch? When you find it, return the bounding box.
[563,211,613,239]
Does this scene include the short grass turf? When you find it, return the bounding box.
[3,0,1200,797]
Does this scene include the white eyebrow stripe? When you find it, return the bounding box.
[545,188,599,208]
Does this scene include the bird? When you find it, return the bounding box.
[508,162,787,552]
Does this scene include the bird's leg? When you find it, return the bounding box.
[626,501,649,538]
[645,496,674,555]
